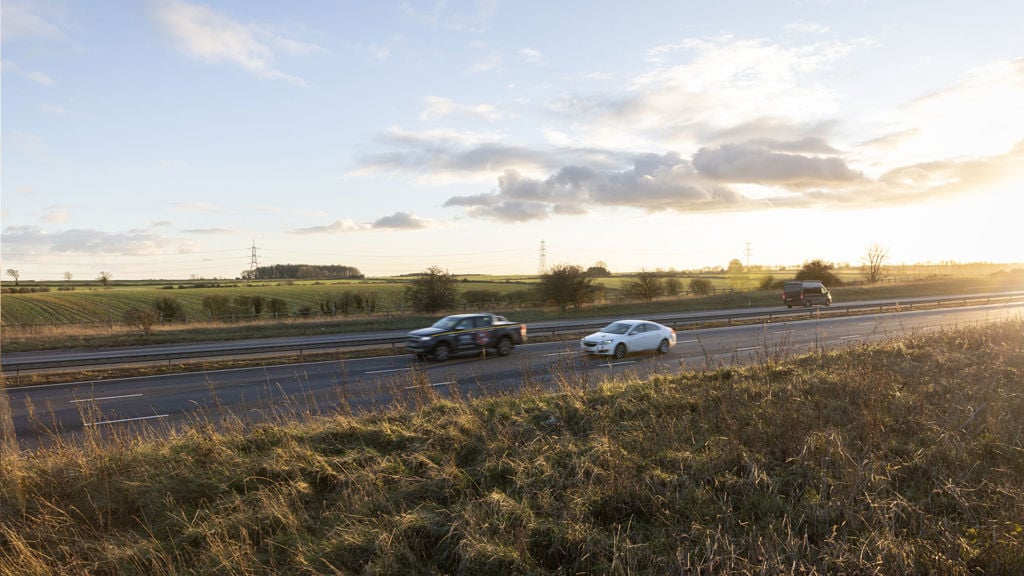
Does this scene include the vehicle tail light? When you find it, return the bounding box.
[520,324,527,340]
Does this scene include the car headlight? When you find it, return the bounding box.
[601,339,613,345]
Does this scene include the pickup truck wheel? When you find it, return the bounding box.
[495,337,513,356]
[613,343,627,360]
[432,343,451,362]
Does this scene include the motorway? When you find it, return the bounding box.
[4,291,1021,372]
[3,300,1022,449]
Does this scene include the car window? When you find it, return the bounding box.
[456,319,474,330]
[602,322,631,335]
[475,316,492,328]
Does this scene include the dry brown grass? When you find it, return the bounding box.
[2,319,1023,574]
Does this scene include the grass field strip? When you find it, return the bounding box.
[70,393,143,403]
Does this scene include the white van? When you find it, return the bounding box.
[783,280,832,308]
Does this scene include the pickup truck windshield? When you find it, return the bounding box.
[431,316,463,330]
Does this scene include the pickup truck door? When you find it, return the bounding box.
[453,317,478,351]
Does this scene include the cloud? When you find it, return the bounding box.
[289,219,369,234]
[692,142,863,186]
[2,61,55,85]
[182,227,237,235]
[519,48,544,64]
[372,212,431,230]
[41,208,70,223]
[419,96,505,122]
[0,0,68,42]
[400,0,498,33]
[352,128,556,179]
[860,58,1024,167]
[444,154,757,222]
[154,0,323,85]
[1,226,197,256]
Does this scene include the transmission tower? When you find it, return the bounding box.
[744,241,753,269]
[538,240,547,275]
[249,240,259,278]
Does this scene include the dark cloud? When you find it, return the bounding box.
[444,153,758,222]
[372,211,430,229]
[359,132,551,175]
[692,142,862,185]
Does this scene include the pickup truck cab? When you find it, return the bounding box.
[406,313,527,361]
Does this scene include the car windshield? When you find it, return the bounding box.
[431,316,463,330]
[601,322,632,335]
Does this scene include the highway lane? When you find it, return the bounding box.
[4,290,1021,372]
[4,302,1022,449]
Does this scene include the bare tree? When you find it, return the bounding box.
[6,269,19,286]
[97,271,113,287]
[64,271,73,282]
[622,269,664,302]
[538,264,597,312]
[405,265,458,313]
[862,244,889,283]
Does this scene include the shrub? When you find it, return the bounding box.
[153,296,185,322]
[123,307,158,335]
[688,277,713,295]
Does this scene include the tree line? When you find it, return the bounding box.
[241,264,363,280]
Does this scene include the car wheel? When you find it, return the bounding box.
[613,343,627,360]
[657,339,670,354]
[495,337,513,356]
[432,343,451,362]
[804,301,811,308]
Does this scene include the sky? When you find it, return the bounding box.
[2,0,1023,281]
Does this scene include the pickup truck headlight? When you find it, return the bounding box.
[418,336,432,341]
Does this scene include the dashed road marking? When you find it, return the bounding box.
[71,393,144,403]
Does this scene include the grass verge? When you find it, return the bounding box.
[2,319,1023,574]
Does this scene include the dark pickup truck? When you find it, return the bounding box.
[406,313,527,361]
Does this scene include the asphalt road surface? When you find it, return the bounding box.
[4,301,1022,450]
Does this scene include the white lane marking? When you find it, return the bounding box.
[544,351,577,357]
[70,393,144,403]
[365,368,412,375]
[737,346,762,352]
[83,414,169,427]
[680,339,699,343]
[839,335,864,340]
[604,361,636,367]
[402,381,455,390]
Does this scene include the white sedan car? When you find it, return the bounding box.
[581,319,676,359]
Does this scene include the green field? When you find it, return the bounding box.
[2,268,1022,354]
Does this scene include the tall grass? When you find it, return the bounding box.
[2,319,1023,574]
